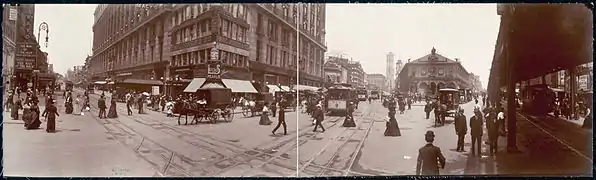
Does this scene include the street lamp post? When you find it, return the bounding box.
[34,22,49,93]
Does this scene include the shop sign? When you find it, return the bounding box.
[16,42,37,70]
[207,60,221,80]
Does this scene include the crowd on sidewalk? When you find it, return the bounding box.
[5,88,59,133]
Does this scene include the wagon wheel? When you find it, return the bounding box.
[223,107,234,122]
[242,107,250,117]
[209,110,219,124]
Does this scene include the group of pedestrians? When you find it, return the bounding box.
[6,89,59,133]
[97,93,118,119]
[416,97,510,175]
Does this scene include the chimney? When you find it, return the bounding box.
[455,58,460,62]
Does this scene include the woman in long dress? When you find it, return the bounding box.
[11,98,22,120]
[259,103,272,125]
[73,95,81,115]
[42,99,59,133]
[26,102,41,130]
[107,98,118,118]
[22,100,32,127]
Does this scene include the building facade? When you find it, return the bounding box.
[90,4,326,94]
[366,73,385,91]
[2,5,18,89]
[90,4,173,93]
[397,48,474,96]
[386,52,395,90]
[325,56,365,88]
[394,59,403,91]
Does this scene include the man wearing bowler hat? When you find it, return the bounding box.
[416,130,446,175]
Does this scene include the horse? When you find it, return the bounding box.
[178,101,199,125]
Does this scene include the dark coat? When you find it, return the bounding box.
[416,144,446,175]
[469,115,484,136]
[98,98,107,109]
[454,114,467,135]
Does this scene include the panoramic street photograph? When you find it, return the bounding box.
[2,3,593,177]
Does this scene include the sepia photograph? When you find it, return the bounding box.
[2,3,593,177]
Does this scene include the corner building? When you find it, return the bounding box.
[90,4,326,95]
[90,4,172,93]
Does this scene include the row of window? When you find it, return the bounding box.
[172,49,249,68]
[94,5,162,52]
[221,19,248,43]
[172,4,211,28]
[174,19,211,45]
[256,40,298,70]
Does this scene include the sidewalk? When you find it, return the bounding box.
[3,110,161,176]
[355,99,591,176]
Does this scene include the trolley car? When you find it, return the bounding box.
[370,90,380,100]
[65,81,74,92]
[356,88,367,101]
[520,84,556,116]
[438,88,460,118]
[326,83,352,114]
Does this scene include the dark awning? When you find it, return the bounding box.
[120,79,164,86]
[183,78,206,93]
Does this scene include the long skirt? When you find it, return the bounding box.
[65,103,73,114]
[107,105,118,118]
[11,106,19,119]
[259,112,272,125]
[73,104,81,115]
[46,116,56,133]
[26,111,41,130]
[22,109,32,126]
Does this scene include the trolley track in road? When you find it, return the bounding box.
[298,103,378,177]
[127,107,347,177]
[84,92,354,176]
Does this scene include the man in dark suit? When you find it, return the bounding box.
[454,108,467,152]
[98,96,107,118]
[272,98,287,135]
[416,130,446,175]
[470,108,484,157]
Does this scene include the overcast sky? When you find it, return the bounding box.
[34,4,96,75]
[34,4,497,89]
[326,4,499,89]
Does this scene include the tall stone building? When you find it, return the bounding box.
[386,52,395,91]
[90,4,326,95]
[90,5,173,93]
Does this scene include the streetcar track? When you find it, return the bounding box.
[298,104,376,176]
[84,92,348,176]
[84,91,379,177]
[212,116,348,177]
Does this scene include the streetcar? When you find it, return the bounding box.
[326,83,353,114]
[520,84,556,116]
[438,88,460,118]
[356,88,367,101]
[64,81,74,92]
[370,90,380,100]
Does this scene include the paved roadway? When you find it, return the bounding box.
[3,92,160,177]
[74,89,311,177]
[295,99,592,176]
[4,91,591,177]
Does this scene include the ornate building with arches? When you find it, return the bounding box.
[397,47,475,96]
